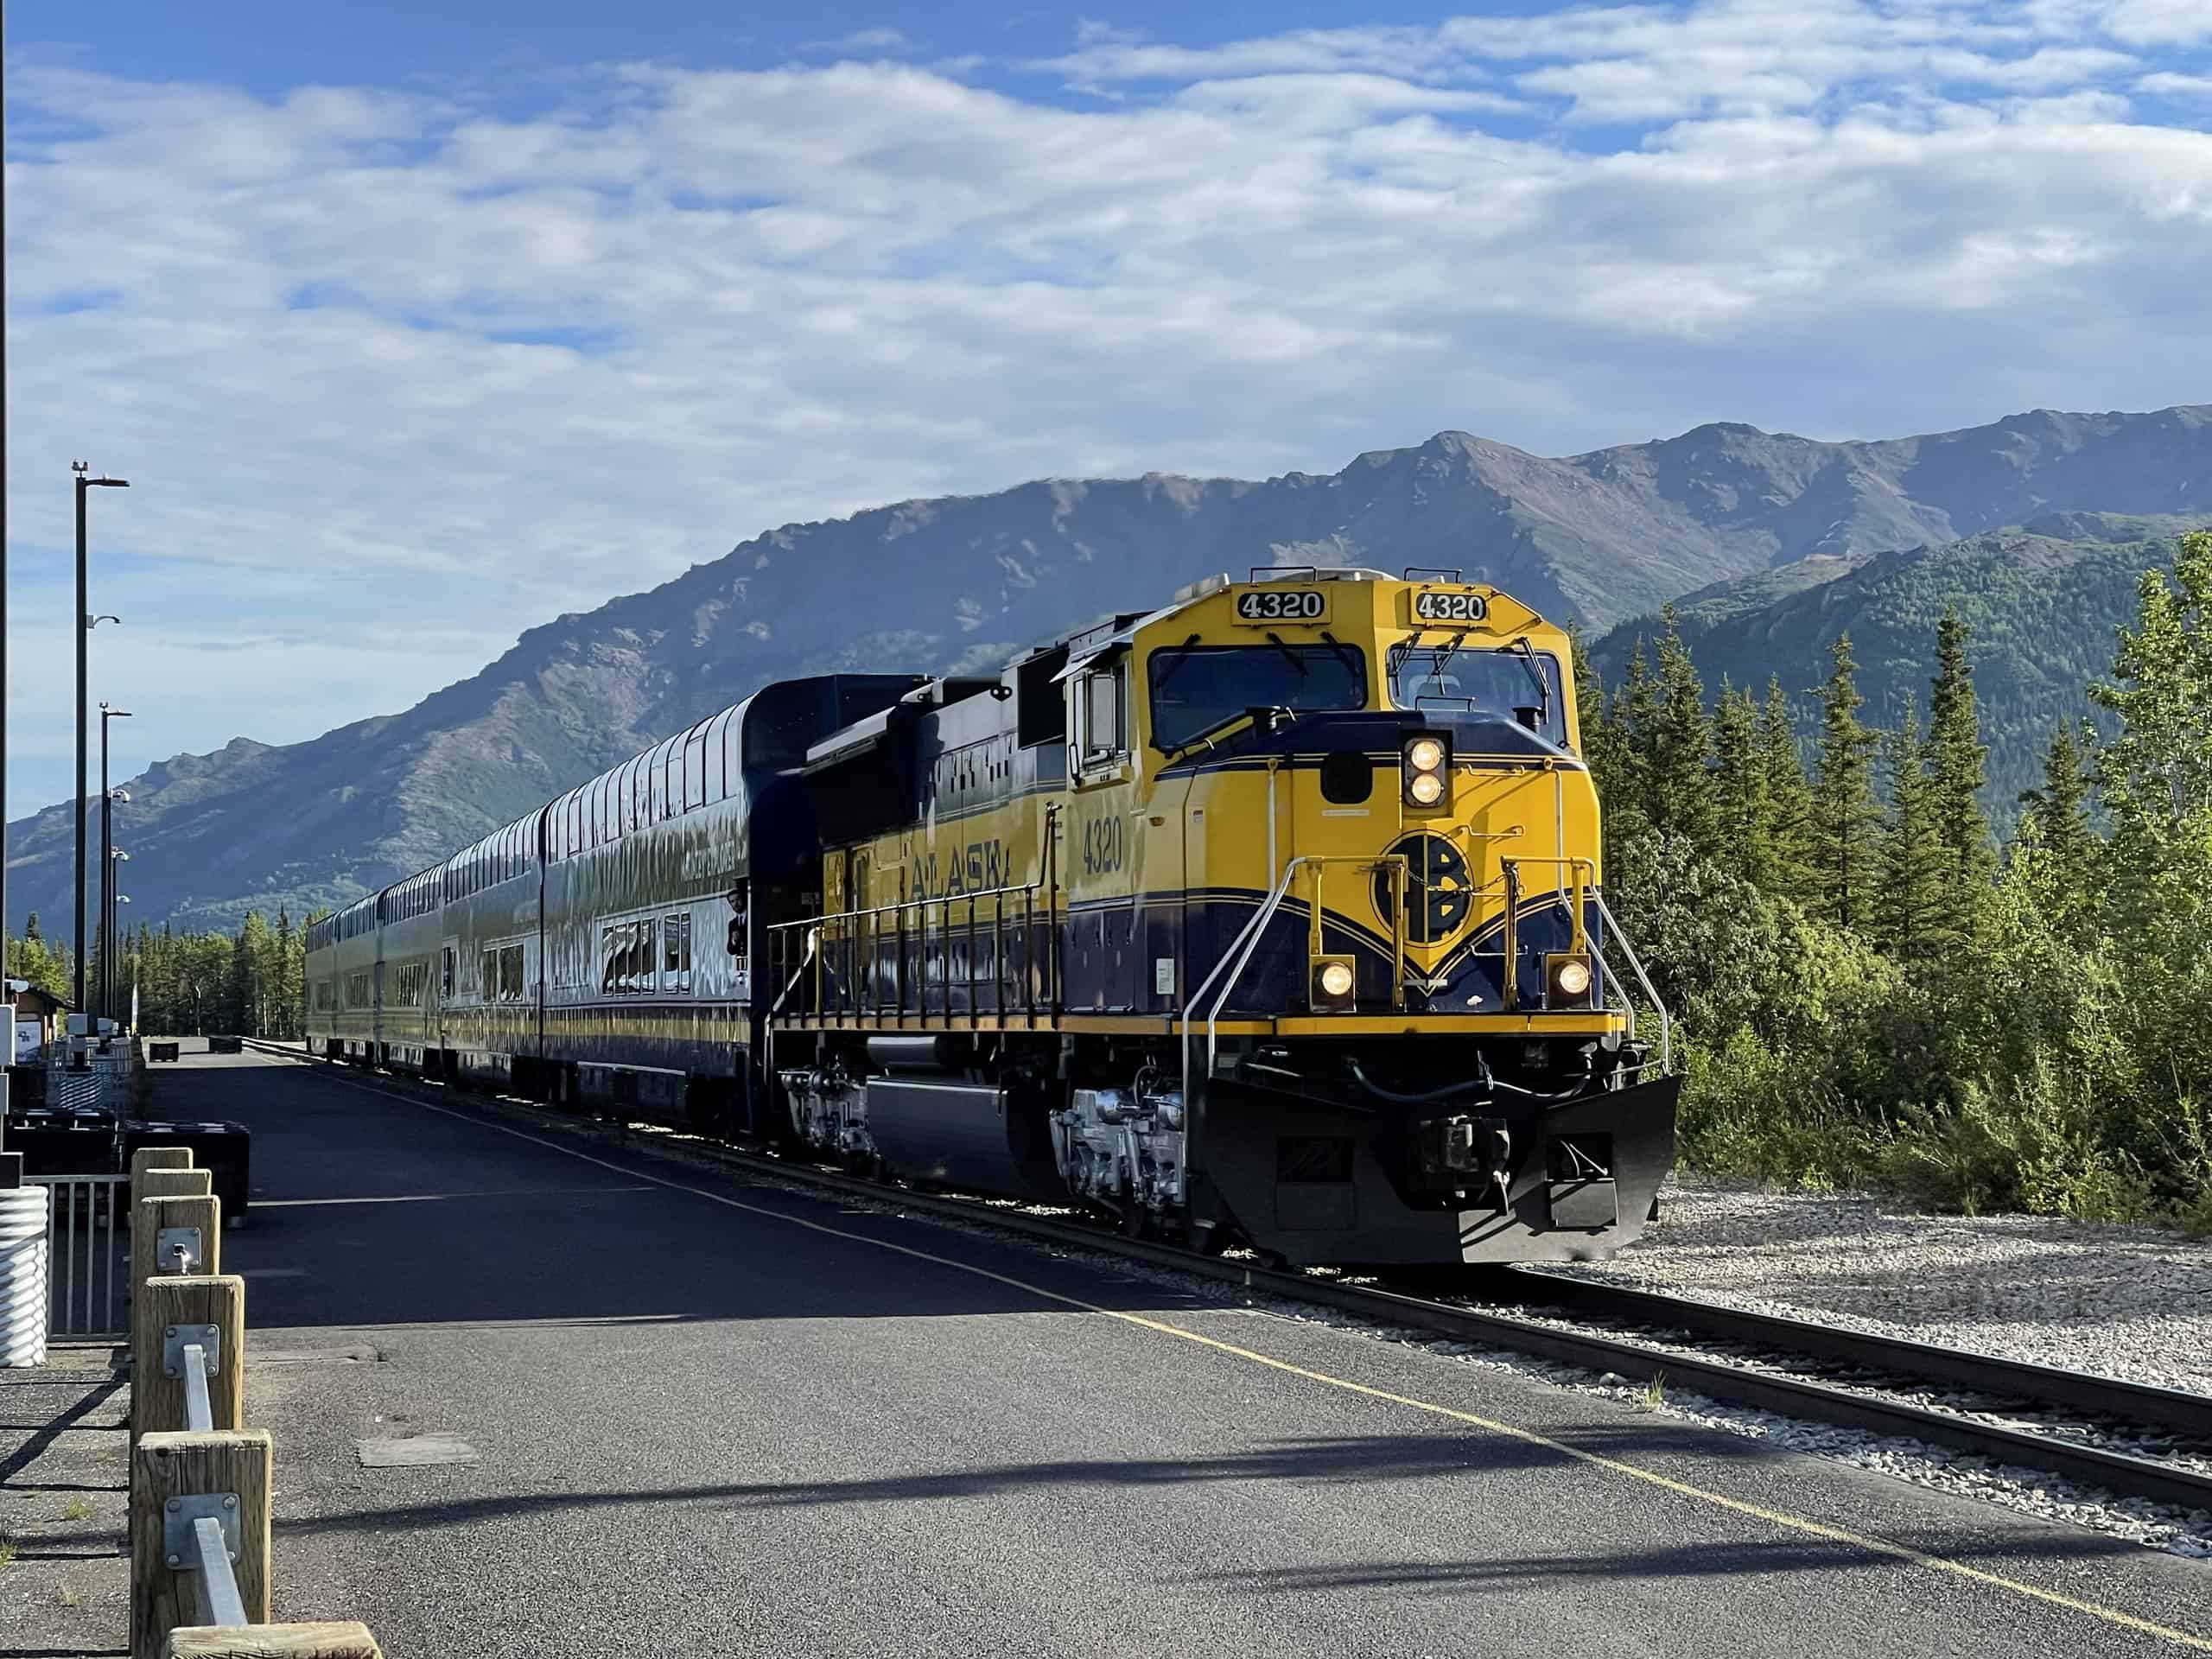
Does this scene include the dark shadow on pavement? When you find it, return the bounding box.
[147,1055,1208,1329]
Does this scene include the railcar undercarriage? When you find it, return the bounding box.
[775,1031,1678,1267]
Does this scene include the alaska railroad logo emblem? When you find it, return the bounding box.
[1374,834,1471,944]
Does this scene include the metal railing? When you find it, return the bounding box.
[1588,887,1672,1073]
[165,1325,250,1624]
[29,1174,127,1339]
[770,817,1063,1027]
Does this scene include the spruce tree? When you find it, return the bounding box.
[2090,529,2212,937]
[1924,607,1995,945]
[1878,696,1940,958]
[1758,677,1816,904]
[1708,680,1767,887]
[1605,639,1660,852]
[2018,719,2096,927]
[2092,530,2212,838]
[2019,720,2094,871]
[1811,632,1881,932]
[1649,606,1714,844]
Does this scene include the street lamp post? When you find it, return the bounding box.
[99,704,133,1024]
[73,463,128,1019]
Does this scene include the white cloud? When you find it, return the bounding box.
[803,28,917,56]
[5,6,2212,812]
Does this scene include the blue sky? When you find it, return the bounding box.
[5,0,2210,824]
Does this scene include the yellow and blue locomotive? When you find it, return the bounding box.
[772,567,1678,1265]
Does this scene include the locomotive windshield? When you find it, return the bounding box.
[1388,641,1566,743]
[1147,643,1367,750]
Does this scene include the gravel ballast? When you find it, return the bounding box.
[1535,1179,2212,1398]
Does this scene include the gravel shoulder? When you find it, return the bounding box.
[1537,1179,2212,1397]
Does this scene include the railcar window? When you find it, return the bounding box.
[1386,645,1565,743]
[684,730,708,810]
[1146,645,1367,751]
[664,913,692,992]
[632,918,657,992]
[707,710,730,800]
[441,947,454,999]
[499,944,525,1001]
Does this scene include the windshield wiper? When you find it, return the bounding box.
[1392,628,1470,704]
[1262,631,1310,680]
[1158,705,1294,762]
[1148,633,1204,693]
[1497,636,1551,722]
[1318,629,1361,679]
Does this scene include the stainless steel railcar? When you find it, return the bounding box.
[305,676,922,1126]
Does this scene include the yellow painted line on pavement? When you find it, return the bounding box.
[257,1185,654,1207]
[284,1055,2212,1654]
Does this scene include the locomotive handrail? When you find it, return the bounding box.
[1587,888,1670,1073]
[1181,853,1410,1108]
[766,874,1061,1027]
[1180,855,1309,1109]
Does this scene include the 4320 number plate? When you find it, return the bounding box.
[1413,589,1489,624]
[1234,588,1329,624]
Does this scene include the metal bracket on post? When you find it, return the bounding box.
[162,1492,240,1567]
[161,1325,221,1379]
[156,1225,204,1273]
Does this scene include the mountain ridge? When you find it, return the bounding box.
[13,402,2206,934]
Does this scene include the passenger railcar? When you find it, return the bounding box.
[307,677,922,1127]
[307,569,1678,1268]
[375,868,443,1074]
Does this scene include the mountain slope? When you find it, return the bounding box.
[1586,514,2202,820]
[11,404,2207,934]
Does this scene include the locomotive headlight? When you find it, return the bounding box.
[1312,956,1357,1012]
[1546,952,1595,1007]
[1403,734,1448,809]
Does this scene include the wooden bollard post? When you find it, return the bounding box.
[131,1428,272,1659]
[166,1624,384,1658]
[134,1172,216,1281]
[132,1192,222,1445]
[131,1146,195,1207]
[135,1275,245,1434]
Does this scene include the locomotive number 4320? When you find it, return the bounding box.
[1234,588,1329,624]
[1413,590,1490,624]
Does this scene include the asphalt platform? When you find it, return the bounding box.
[43,1045,2208,1656]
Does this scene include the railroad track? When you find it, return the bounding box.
[232,1039,2212,1516]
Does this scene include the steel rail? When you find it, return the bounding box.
[241,1039,2212,1513]
[1503,1268,2212,1442]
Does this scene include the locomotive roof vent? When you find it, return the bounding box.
[1243,563,1390,582]
[1171,572,1230,603]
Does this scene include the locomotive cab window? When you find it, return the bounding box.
[1147,644,1367,752]
[1387,642,1565,744]
[1071,664,1128,773]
